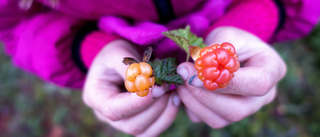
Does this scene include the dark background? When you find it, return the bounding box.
[1,24,320,137]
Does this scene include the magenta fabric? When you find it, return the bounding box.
[0,0,319,88]
[0,1,86,88]
[98,0,232,63]
[80,31,120,68]
[37,0,158,21]
[271,0,320,42]
[204,0,279,42]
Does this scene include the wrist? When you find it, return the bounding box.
[80,31,121,70]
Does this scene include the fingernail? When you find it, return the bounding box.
[152,86,165,98]
[177,66,189,81]
[171,93,180,107]
[188,75,203,87]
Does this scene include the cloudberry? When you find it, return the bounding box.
[125,62,155,97]
[195,42,240,90]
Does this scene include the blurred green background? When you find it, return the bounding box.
[1,24,320,137]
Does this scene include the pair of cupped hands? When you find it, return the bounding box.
[82,27,287,137]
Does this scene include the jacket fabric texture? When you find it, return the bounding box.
[0,0,319,88]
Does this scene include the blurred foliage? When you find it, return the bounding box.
[1,24,320,137]
[0,46,127,136]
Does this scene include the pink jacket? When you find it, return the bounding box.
[0,0,319,89]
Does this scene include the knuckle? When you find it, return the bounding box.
[93,110,106,122]
[206,27,237,44]
[277,59,287,80]
[190,119,202,123]
[82,89,93,107]
[265,87,277,105]
[215,27,238,39]
[228,77,242,92]
[194,90,207,99]
[256,75,273,96]
[215,27,254,41]
[266,93,276,105]
[226,107,248,122]
[206,115,229,129]
[101,106,121,121]
[125,127,145,135]
[208,122,227,129]
[82,94,91,107]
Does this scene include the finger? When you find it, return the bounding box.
[177,86,229,129]
[185,107,202,123]
[97,95,170,135]
[200,27,287,96]
[184,84,277,122]
[84,88,156,121]
[178,59,283,96]
[204,26,262,54]
[84,80,158,122]
[178,58,277,122]
[214,62,283,96]
[136,93,180,137]
[84,80,169,121]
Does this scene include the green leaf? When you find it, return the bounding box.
[148,58,183,85]
[162,25,207,61]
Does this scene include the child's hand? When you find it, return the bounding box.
[176,27,287,128]
[82,40,180,136]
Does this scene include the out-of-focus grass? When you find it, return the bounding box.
[0,45,127,136]
[1,24,320,137]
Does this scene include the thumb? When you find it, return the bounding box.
[177,62,203,88]
[90,39,141,81]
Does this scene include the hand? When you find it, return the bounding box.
[176,27,287,128]
[82,39,180,136]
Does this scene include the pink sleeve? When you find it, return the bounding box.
[0,0,86,89]
[80,31,121,69]
[204,0,279,42]
[271,0,320,42]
